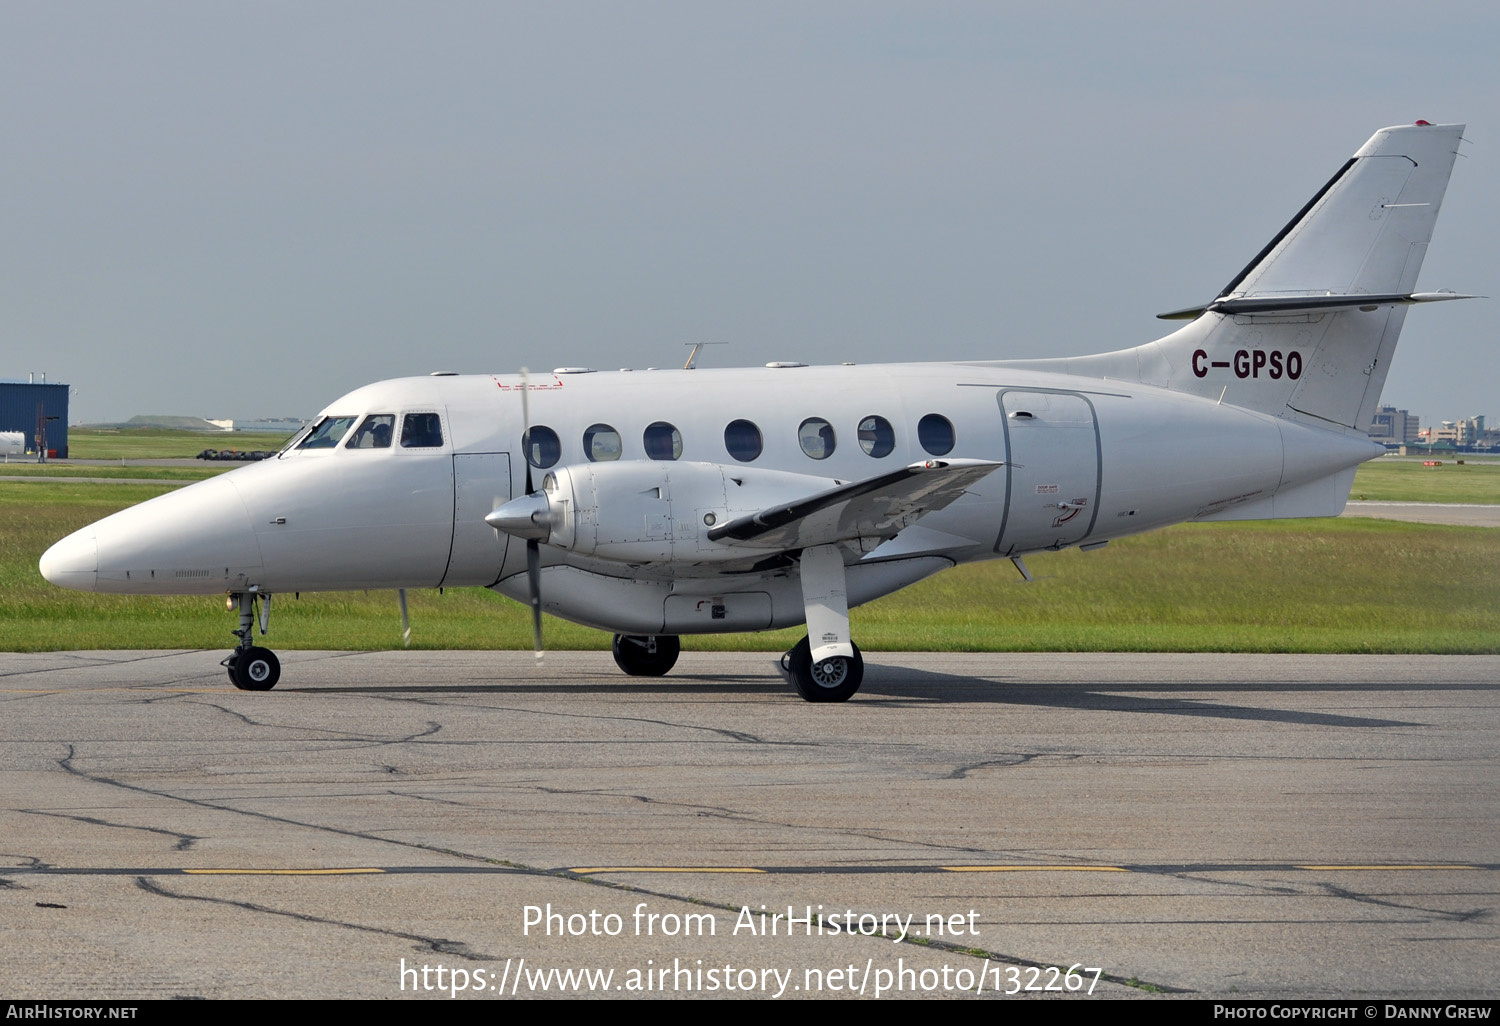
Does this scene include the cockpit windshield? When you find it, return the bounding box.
[278,422,315,453]
[296,416,357,450]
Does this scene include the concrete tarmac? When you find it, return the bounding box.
[1342,501,1500,527]
[2,650,1496,1001]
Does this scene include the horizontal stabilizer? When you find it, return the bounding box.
[707,459,1002,550]
[1158,290,1479,320]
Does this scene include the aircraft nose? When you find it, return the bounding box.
[39,527,99,592]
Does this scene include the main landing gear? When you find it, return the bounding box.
[223,590,280,691]
[609,631,865,701]
[611,634,681,676]
[607,545,868,701]
[781,636,864,703]
[781,543,864,701]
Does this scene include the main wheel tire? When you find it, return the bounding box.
[787,636,863,702]
[231,647,280,691]
[611,634,681,677]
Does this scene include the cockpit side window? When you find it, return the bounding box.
[345,414,395,449]
[400,412,444,448]
[297,416,357,450]
[279,422,315,453]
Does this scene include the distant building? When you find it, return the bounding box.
[1421,415,1487,447]
[1404,414,1497,454]
[1366,405,1420,446]
[237,418,308,435]
[0,379,69,458]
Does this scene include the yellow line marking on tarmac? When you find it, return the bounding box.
[1295,864,1478,871]
[183,868,386,876]
[570,867,766,874]
[942,865,1129,872]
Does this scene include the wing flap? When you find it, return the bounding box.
[707,459,1002,550]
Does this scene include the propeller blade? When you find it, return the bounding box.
[519,367,534,496]
[397,588,410,648]
[519,367,543,663]
[527,538,543,663]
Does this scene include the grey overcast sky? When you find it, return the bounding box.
[3,1,1495,428]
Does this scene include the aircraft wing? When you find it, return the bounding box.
[706,458,1002,551]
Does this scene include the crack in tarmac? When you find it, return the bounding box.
[1161,872,1303,896]
[53,743,532,866]
[134,877,494,960]
[22,809,200,851]
[194,701,444,751]
[1317,882,1491,923]
[945,753,1055,779]
[386,790,473,807]
[0,651,211,680]
[371,692,809,746]
[528,784,1000,857]
[1,854,51,870]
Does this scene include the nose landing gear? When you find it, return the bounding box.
[223,590,280,691]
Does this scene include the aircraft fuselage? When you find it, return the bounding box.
[40,361,1380,638]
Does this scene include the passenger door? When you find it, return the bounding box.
[442,452,512,587]
[995,391,1101,554]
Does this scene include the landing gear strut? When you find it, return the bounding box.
[782,636,863,702]
[784,543,864,701]
[611,634,680,676]
[224,590,280,691]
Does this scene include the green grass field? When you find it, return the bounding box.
[0,465,225,482]
[5,478,1497,654]
[65,427,294,460]
[1350,457,1500,504]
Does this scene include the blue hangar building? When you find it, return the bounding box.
[0,380,69,458]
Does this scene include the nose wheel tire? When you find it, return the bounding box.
[611,634,681,677]
[786,636,863,702]
[229,647,281,691]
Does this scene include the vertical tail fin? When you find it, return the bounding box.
[1031,123,1470,432]
[1216,122,1461,303]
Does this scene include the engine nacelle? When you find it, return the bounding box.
[494,461,839,564]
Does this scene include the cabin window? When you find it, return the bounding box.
[644,422,683,461]
[345,414,394,449]
[857,415,895,458]
[401,412,444,448]
[917,413,955,456]
[297,416,356,450]
[583,424,622,462]
[523,426,562,468]
[723,419,762,462]
[798,418,836,460]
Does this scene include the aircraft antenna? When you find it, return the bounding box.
[683,341,726,370]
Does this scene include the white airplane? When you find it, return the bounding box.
[40,122,1473,701]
